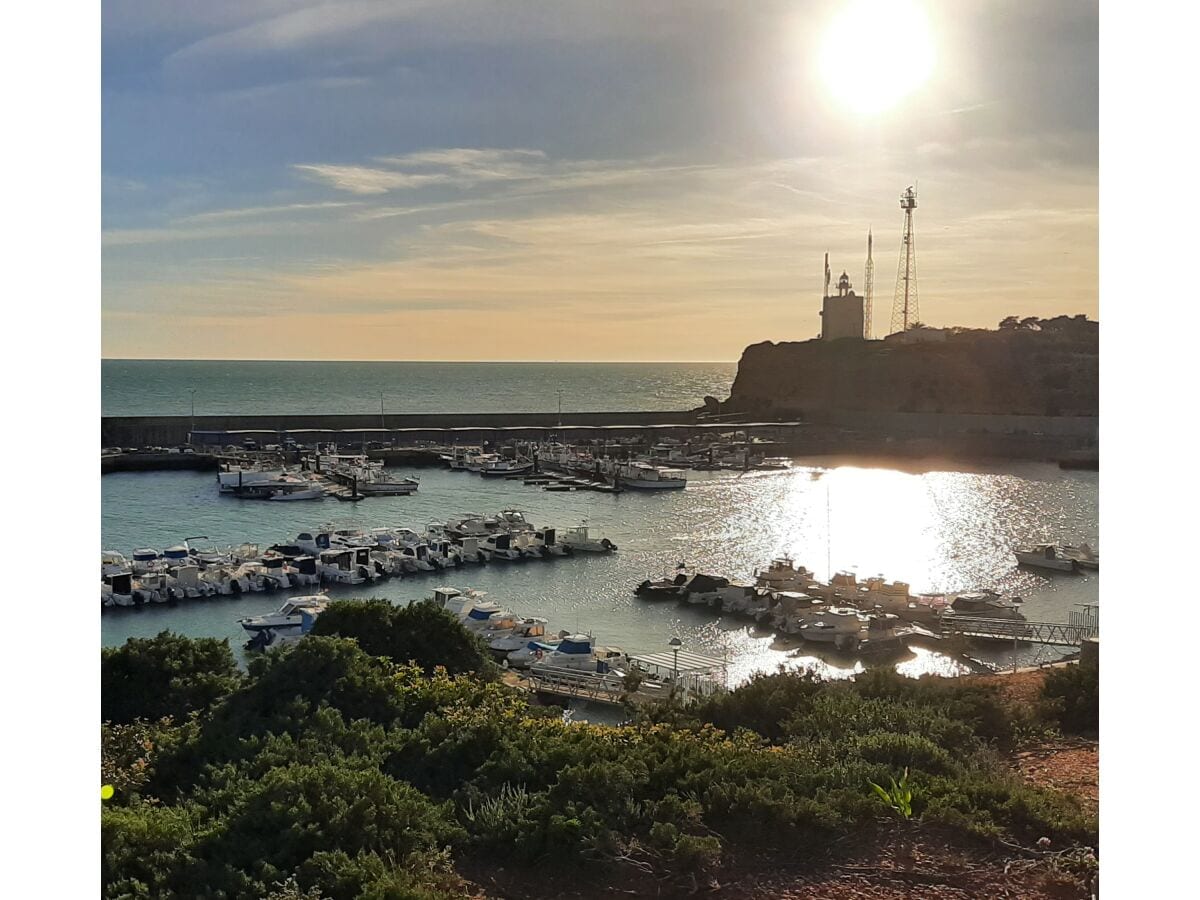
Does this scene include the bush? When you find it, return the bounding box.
[311,599,495,677]
[1040,661,1098,734]
[102,631,240,724]
[102,639,1098,896]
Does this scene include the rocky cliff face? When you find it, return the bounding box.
[724,317,1098,418]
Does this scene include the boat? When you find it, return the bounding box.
[430,586,489,620]
[1061,542,1099,570]
[479,458,534,478]
[560,524,617,553]
[797,607,869,650]
[943,590,1026,621]
[507,638,563,668]
[488,618,550,655]
[316,547,376,584]
[1014,544,1079,573]
[217,467,288,495]
[240,595,329,650]
[615,462,687,490]
[754,556,817,592]
[530,633,626,674]
[635,564,690,598]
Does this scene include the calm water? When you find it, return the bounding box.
[102,360,737,417]
[102,461,1099,681]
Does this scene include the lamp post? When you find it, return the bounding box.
[556,388,564,427]
[668,636,682,684]
[189,389,196,442]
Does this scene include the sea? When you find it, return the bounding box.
[101,360,738,417]
[102,361,1100,698]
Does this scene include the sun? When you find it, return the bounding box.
[817,0,936,117]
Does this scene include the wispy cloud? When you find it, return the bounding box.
[291,164,451,194]
[180,201,360,223]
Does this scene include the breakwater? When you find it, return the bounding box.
[101,408,1097,465]
[101,410,701,448]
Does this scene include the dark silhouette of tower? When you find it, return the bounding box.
[889,186,919,333]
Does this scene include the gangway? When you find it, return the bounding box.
[940,609,1098,647]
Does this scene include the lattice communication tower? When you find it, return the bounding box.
[889,186,919,333]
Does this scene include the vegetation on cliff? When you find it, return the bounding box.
[101,615,1097,898]
[724,315,1098,418]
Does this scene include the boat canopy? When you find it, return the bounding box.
[556,637,593,654]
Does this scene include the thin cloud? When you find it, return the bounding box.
[292,164,452,194]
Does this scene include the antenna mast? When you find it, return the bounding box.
[889,186,919,333]
[863,229,874,339]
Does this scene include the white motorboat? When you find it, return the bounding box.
[754,556,817,592]
[130,548,164,575]
[479,533,523,561]
[316,547,374,584]
[1014,544,1079,573]
[507,638,563,668]
[943,590,1027,621]
[462,600,510,632]
[489,618,550,655]
[268,484,325,501]
[797,607,869,650]
[615,462,687,490]
[240,595,329,650]
[560,524,617,553]
[430,586,489,621]
[530,633,626,674]
[217,467,288,495]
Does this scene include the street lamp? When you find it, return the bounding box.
[189,388,196,442]
[668,636,682,683]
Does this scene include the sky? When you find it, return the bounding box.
[102,0,1098,361]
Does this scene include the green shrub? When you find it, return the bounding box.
[1040,662,1098,734]
[102,631,240,725]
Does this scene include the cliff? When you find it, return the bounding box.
[723,316,1098,418]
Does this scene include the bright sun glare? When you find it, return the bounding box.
[817,0,936,116]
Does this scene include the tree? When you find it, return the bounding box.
[102,631,241,724]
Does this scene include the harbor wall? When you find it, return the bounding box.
[101,411,700,448]
[810,410,1098,441]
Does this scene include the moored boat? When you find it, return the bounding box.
[1014,544,1078,573]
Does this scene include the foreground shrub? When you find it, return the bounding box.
[102,632,240,725]
[311,599,496,677]
[1040,661,1099,734]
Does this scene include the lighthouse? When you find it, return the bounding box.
[819,257,865,341]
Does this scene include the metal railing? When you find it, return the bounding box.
[940,613,1099,647]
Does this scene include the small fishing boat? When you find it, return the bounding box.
[1061,542,1099,570]
[1014,544,1079,573]
[560,523,617,553]
[635,564,690,598]
[479,458,534,478]
[616,462,687,490]
[943,590,1026,621]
